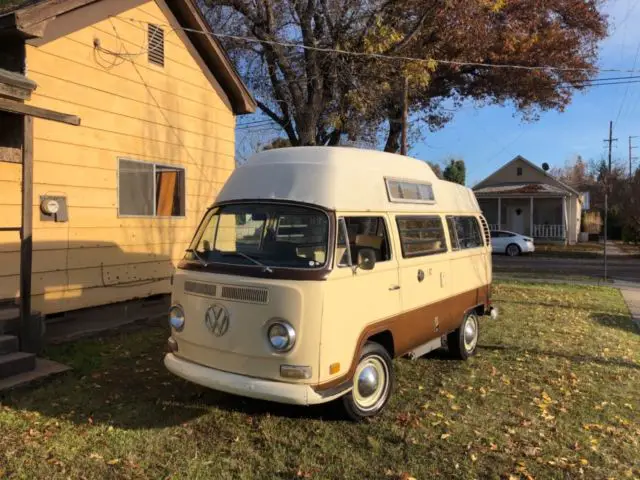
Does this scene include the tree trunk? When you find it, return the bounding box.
[384,119,402,153]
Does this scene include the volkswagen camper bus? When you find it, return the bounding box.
[164,147,497,420]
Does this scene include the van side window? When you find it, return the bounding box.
[337,216,391,267]
[396,216,447,258]
[447,216,483,250]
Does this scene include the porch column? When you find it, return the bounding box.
[529,197,534,237]
[497,198,501,229]
[562,196,568,240]
[20,116,33,332]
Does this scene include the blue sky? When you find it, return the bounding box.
[414,0,640,185]
[236,1,640,185]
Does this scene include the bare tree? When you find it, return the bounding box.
[204,0,607,151]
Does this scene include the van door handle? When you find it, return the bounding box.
[440,272,446,288]
[389,285,401,291]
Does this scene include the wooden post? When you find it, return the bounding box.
[401,76,408,156]
[529,197,534,237]
[20,115,33,330]
[562,196,568,243]
[497,198,501,229]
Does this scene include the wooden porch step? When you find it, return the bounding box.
[0,351,36,380]
[0,306,19,334]
[0,335,19,355]
[0,357,70,392]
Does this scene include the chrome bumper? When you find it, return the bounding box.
[164,353,346,406]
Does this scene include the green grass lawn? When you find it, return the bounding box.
[1,282,639,479]
[534,242,640,259]
[534,243,604,259]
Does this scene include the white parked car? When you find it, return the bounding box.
[490,230,535,256]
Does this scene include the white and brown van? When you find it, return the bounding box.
[164,147,497,420]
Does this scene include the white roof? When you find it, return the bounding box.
[217,147,480,213]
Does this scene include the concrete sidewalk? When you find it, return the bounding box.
[620,288,640,329]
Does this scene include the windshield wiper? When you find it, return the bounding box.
[220,251,273,273]
[185,248,208,267]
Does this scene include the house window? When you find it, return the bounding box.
[148,23,165,67]
[447,216,483,250]
[0,111,22,163]
[337,216,391,266]
[517,167,523,176]
[118,159,185,217]
[396,216,447,258]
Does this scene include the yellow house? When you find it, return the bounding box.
[0,0,255,359]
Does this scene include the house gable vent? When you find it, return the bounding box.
[148,23,165,67]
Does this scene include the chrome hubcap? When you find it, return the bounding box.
[463,315,478,352]
[352,355,388,411]
[357,366,379,398]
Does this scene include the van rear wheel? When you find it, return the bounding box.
[448,311,479,360]
[342,342,394,421]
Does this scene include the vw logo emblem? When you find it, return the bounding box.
[205,304,230,337]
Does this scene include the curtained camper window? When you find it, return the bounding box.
[118,158,185,217]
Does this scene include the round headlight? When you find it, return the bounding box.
[169,305,185,332]
[267,321,296,352]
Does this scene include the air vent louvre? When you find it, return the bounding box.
[184,281,216,297]
[479,216,491,246]
[148,23,165,67]
[221,286,269,304]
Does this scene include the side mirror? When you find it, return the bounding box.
[356,248,376,271]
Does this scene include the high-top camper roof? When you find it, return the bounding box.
[216,147,480,213]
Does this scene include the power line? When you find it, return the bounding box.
[114,15,640,75]
[614,38,640,126]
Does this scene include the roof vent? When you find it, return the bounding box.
[148,24,165,67]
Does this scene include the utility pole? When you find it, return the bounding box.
[603,121,618,281]
[629,136,638,177]
[401,76,409,156]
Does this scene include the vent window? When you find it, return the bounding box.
[148,23,165,67]
[385,178,435,204]
[517,167,523,176]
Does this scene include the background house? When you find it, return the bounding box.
[0,0,255,363]
[473,156,582,244]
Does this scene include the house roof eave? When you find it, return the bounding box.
[473,155,581,196]
[0,0,256,115]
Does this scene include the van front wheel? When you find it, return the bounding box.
[448,311,479,360]
[342,342,394,421]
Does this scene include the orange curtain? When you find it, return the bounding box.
[156,171,177,216]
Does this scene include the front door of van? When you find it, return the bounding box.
[320,215,401,382]
[394,215,452,350]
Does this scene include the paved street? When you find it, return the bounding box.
[493,254,640,283]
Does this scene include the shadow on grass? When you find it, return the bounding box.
[0,329,347,431]
[479,343,640,370]
[591,313,640,335]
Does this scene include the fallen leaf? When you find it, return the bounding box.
[440,433,451,440]
[524,446,541,457]
[107,459,120,465]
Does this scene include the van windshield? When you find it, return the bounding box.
[187,204,330,269]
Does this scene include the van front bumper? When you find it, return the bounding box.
[164,353,346,406]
